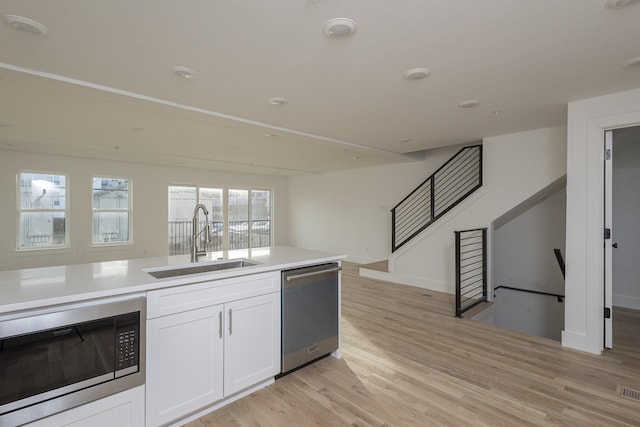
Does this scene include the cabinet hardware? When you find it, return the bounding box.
[284,267,342,281]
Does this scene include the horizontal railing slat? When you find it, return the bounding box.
[392,145,482,252]
[455,227,487,317]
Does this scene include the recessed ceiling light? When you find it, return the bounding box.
[268,97,288,106]
[622,56,640,69]
[323,18,357,39]
[458,100,481,109]
[404,68,431,80]
[170,65,196,80]
[605,0,640,9]
[2,15,48,35]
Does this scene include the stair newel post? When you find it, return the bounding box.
[482,228,487,301]
[430,176,435,222]
[391,207,397,252]
[455,230,462,317]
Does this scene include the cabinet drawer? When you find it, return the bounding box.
[147,271,279,319]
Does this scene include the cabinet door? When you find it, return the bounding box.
[224,292,281,396]
[146,305,224,427]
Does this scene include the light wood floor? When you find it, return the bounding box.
[187,262,640,426]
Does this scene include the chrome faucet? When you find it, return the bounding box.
[191,204,211,262]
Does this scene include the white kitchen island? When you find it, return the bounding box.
[0,246,345,427]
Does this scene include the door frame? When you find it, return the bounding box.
[603,130,613,349]
[564,91,640,355]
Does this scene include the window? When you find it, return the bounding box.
[168,186,224,255]
[251,189,271,248]
[18,172,68,249]
[168,186,270,255]
[229,189,248,250]
[92,177,131,245]
[228,189,272,250]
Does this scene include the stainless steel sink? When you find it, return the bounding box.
[145,259,259,279]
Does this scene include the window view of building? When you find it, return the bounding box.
[168,186,271,255]
[92,177,131,245]
[18,172,68,249]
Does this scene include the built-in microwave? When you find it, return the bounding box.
[0,294,146,426]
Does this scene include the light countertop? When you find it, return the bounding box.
[0,246,345,315]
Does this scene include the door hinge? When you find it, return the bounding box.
[605,307,611,319]
[605,148,612,160]
[604,228,611,240]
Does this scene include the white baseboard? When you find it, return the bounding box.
[613,293,640,310]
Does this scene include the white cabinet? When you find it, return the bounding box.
[224,292,280,396]
[146,271,281,427]
[146,306,224,427]
[26,386,145,427]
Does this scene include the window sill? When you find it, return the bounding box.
[89,242,134,250]
[15,246,74,256]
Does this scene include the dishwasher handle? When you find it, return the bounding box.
[284,266,342,282]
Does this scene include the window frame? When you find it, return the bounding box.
[228,188,272,250]
[16,170,70,252]
[167,185,272,255]
[91,176,133,247]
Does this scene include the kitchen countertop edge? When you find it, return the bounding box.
[0,246,346,315]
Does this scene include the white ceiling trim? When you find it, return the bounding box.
[0,61,409,159]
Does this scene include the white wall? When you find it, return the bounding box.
[493,289,564,341]
[288,145,463,263]
[565,87,640,355]
[493,186,566,296]
[612,127,640,310]
[390,126,567,293]
[0,150,289,271]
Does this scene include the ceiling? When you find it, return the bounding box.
[0,0,639,176]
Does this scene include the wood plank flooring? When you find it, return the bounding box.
[187,262,640,426]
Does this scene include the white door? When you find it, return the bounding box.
[604,130,613,349]
[146,305,224,427]
[224,293,281,396]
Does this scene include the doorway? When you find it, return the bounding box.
[604,125,640,349]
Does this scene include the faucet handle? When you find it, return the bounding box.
[204,224,211,244]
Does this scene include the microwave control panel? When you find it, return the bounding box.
[115,312,139,371]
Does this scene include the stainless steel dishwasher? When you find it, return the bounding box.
[281,262,340,374]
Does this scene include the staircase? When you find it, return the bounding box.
[391,145,482,252]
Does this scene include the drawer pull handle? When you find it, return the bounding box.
[218,311,223,338]
[228,309,233,335]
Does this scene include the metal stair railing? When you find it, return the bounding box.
[391,145,482,252]
[455,227,488,317]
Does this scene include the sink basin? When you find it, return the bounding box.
[145,259,259,279]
